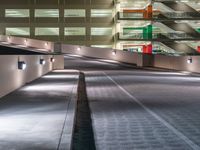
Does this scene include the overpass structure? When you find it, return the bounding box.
[1,36,200,150]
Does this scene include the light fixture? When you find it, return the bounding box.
[187,57,192,64]
[40,59,46,65]
[7,36,11,42]
[112,50,116,56]
[24,39,28,46]
[77,47,81,51]
[18,61,27,70]
[50,57,55,62]
[45,42,48,47]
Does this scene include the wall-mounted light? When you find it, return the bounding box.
[77,47,81,51]
[18,61,27,70]
[40,59,46,65]
[7,36,11,42]
[45,42,48,47]
[112,50,116,56]
[24,39,28,46]
[187,57,192,64]
[50,57,55,62]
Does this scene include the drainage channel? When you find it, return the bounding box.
[72,72,96,150]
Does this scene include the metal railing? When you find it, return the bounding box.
[155,33,193,39]
[117,12,200,20]
[117,12,147,20]
[155,12,200,19]
[117,33,147,40]
[117,32,195,40]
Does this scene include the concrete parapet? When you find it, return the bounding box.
[0,55,64,98]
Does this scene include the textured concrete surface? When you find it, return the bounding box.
[65,55,200,150]
[0,70,79,150]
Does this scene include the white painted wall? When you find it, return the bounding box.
[53,55,64,70]
[0,35,54,52]
[2,35,200,77]
[0,55,64,98]
[154,55,200,73]
[62,43,200,73]
[62,44,149,66]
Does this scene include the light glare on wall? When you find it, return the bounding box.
[77,47,81,51]
[18,61,27,70]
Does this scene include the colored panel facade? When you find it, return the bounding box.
[117,0,200,55]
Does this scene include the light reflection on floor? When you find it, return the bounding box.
[0,70,79,150]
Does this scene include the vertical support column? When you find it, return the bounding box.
[30,9,35,38]
[143,25,152,40]
[0,8,5,35]
[86,0,91,47]
[143,44,152,54]
[0,8,4,19]
[147,25,152,39]
[144,1,153,54]
[113,0,118,49]
[147,5,153,19]
[198,46,200,53]
[143,3,152,19]
[53,55,64,70]
[59,0,64,42]
[30,0,35,39]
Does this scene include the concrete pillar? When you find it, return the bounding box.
[53,55,64,70]
[137,54,154,67]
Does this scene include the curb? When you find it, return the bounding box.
[58,71,80,150]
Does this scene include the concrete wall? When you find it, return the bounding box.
[62,43,200,73]
[0,0,114,47]
[153,55,200,73]
[62,44,153,67]
[0,55,63,98]
[53,55,64,70]
[0,35,54,53]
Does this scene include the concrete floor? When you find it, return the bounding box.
[65,55,200,150]
[1,55,200,150]
[0,70,79,150]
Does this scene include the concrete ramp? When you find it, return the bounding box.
[0,70,79,150]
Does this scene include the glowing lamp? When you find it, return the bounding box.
[50,57,55,62]
[77,47,81,51]
[187,58,192,64]
[18,61,27,70]
[45,42,48,47]
[24,39,28,46]
[40,59,46,65]
[112,50,116,56]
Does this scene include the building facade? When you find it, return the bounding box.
[0,0,200,55]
